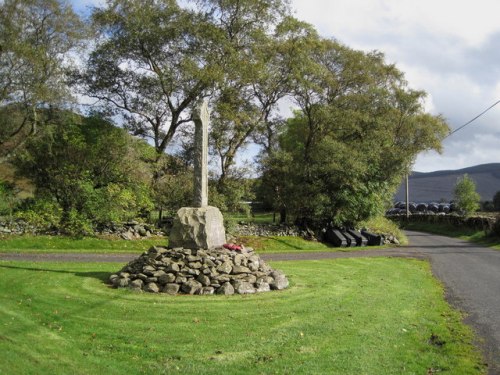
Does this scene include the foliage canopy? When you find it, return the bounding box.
[453,174,480,216]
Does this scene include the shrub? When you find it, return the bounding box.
[491,216,500,237]
[14,198,62,231]
[60,209,93,237]
[0,180,17,218]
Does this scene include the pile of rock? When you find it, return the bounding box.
[109,245,289,295]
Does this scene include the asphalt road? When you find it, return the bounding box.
[401,230,500,375]
[1,230,499,373]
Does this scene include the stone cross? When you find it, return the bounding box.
[193,99,209,207]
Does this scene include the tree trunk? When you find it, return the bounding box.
[279,207,287,224]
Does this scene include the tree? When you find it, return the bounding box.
[493,190,500,211]
[14,111,153,234]
[260,39,449,227]
[0,0,85,160]
[210,16,313,188]
[78,0,297,192]
[77,0,219,163]
[454,174,480,216]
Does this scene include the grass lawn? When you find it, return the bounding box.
[227,212,275,224]
[0,258,484,374]
[235,235,387,253]
[0,234,393,255]
[401,222,500,250]
[0,235,166,254]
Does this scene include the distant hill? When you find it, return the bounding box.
[393,163,500,202]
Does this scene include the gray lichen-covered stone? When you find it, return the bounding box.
[247,255,260,271]
[144,282,160,293]
[232,265,251,274]
[270,274,289,290]
[217,261,232,274]
[233,280,256,294]
[109,274,119,283]
[114,277,130,288]
[201,287,215,295]
[162,283,180,295]
[130,279,144,290]
[217,282,235,295]
[256,281,271,293]
[169,206,226,249]
[197,274,211,286]
[181,280,203,295]
[158,273,176,284]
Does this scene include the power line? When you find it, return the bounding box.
[446,99,500,138]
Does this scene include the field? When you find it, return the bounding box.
[0,256,485,374]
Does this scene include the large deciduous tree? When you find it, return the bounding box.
[78,0,296,188]
[0,0,85,160]
[210,16,315,188]
[78,0,222,163]
[259,38,449,226]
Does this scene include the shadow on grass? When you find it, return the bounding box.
[0,264,111,282]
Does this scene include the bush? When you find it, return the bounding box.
[14,198,62,231]
[0,180,17,218]
[85,183,154,225]
[60,209,93,237]
[491,216,500,237]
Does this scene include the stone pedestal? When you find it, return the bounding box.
[169,206,226,249]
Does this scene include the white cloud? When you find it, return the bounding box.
[71,0,500,173]
[291,0,500,172]
[293,0,500,46]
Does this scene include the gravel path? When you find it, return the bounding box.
[1,230,499,373]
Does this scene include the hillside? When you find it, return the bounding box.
[0,162,34,199]
[393,163,500,202]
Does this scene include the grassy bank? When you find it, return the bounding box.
[0,258,484,374]
[0,235,164,253]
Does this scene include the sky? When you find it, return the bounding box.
[72,0,500,173]
[291,0,500,172]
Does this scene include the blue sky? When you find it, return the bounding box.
[71,0,500,172]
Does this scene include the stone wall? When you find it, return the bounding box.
[0,219,163,238]
[233,222,310,238]
[389,214,497,232]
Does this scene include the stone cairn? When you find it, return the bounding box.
[109,99,289,295]
[108,245,289,295]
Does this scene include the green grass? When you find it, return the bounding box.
[226,211,275,224]
[0,258,484,374]
[0,235,165,253]
[401,222,500,250]
[235,235,387,253]
[361,216,408,245]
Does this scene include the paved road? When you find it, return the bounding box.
[402,230,500,375]
[1,230,499,373]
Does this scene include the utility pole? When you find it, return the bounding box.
[405,174,410,219]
